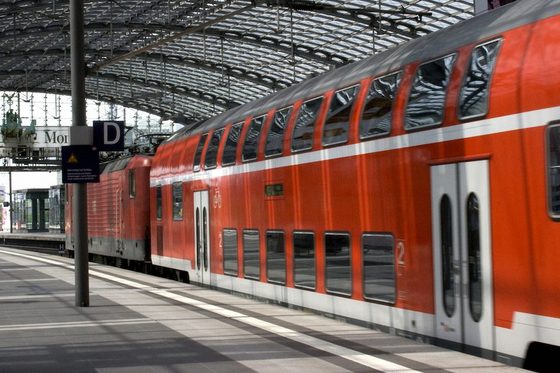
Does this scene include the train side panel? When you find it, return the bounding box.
[148,3,560,365]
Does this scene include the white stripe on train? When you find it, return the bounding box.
[150,105,560,187]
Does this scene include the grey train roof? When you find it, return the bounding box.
[0,0,485,127]
[171,0,559,140]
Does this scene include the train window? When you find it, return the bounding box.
[323,85,359,146]
[459,39,501,120]
[440,194,456,317]
[325,232,351,295]
[128,169,136,198]
[193,133,208,172]
[292,97,323,152]
[222,122,243,166]
[293,231,315,290]
[360,72,401,139]
[204,128,224,169]
[266,231,285,284]
[243,229,260,280]
[242,115,266,162]
[172,182,183,221]
[362,233,395,303]
[223,229,238,276]
[405,54,456,130]
[265,106,292,157]
[156,185,162,220]
[466,193,482,322]
[547,124,560,216]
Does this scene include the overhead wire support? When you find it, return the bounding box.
[90,1,267,73]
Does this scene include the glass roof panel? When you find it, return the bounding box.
[0,0,476,127]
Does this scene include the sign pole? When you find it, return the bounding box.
[70,0,89,307]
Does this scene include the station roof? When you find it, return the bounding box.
[0,0,475,128]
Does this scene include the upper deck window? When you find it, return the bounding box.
[548,124,560,217]
[360,72,401,139]
[459,39,501,119]
[204,128,224,169]
[242,115,266,162]
[405,54,456,130]
[322,85,359,146]
[292,97,323,152]
[192,133,208,172]
[222,122,243,166]
[265,106,292,157]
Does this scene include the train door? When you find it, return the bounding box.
[193,190,211,285]
[430,160,494,352]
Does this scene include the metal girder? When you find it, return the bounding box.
[1,48,292,91]
[0,0,475,126]
[0,22,349,68]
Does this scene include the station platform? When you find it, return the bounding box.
[0,247,526,373]
[0,232,65,255]
[0,232,65,242]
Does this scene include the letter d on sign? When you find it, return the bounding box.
[104,122,121,145]
[93,120,125,151]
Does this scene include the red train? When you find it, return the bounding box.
[67,1,560,369]
[66,155,152,266]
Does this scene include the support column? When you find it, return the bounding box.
[70,0,89,307]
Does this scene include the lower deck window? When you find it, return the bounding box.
[266,231,285,284]
[548,124,560,216]
[293,232,315,289]
[325,232,351,295]
[243,230,260,279]
[223,229,238,275]
[362,233,395,303]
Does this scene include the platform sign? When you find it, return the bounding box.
[61,145,100,183]
[93,120,125,151]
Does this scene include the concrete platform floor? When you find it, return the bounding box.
[0,247,527,372]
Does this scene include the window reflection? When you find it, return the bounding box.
[405,55,455,129]
[156,185,162,220]
[362,234,395,302]
[292,97,323,152]
[243,230,260,279]
[266,231,285,284]
[549,125,560,215]
[323,85,359,146]
[205,128,224,169]
[467,193,482,322]
[459,40,500,119]
[223,229,238,275]
[440,194,455,317]
[223,123,243,166]
[293,232,315,289]
[172,182,182,220]
[325,232,351,295]
[360,72,401,139]
[193,133,208,172]
[243,116,266,162]
[265,107,292,157]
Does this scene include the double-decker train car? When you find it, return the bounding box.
[66,155,152,265]
[148,1,560,368]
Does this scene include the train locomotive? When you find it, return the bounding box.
[66,155,152,267]
[66,1,560,368]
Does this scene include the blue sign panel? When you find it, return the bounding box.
[93,120,125,151]
[61,145,100,183]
